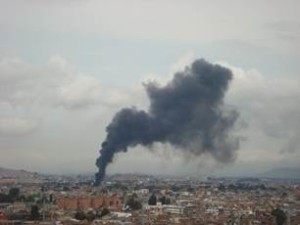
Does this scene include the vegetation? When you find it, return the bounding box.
[0,187,20,203]
[9,188,20,200]
[126,194,142,210]
[30,205,40,220]
[148,194,157,205]
[86,211,96,221]
[0,193,12,203]
[99,208,110,218]
[271,208,287,225]
[159,196,171,205]
[74,211,86,220]
[74,208,110,221]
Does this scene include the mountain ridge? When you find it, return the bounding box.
[0,167,38,178]
[257,167,300,179]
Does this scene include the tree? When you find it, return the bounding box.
[271,208,287,225]
[171,185,180,192]
[25,195,35,203]
[0,188,20,203]
[99,208,110,218]
[86,211,96,221]
[126,196,142,210]
[159,196,171,205]
[187,186,194,193]
[9,188,20,200]
[148,194,157,205]
[74,211,86,220]
[62,186,70,191]
[30,205,40,220]
[218,184,226,192]
[0,193,11,203]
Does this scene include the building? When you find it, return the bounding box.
[56,195,122,211]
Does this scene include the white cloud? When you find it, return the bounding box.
[141,51,196,85]
[1,0,300,53]
[0,56,134,110]
[0,55,146,173]
[219,62,300,158]
[0,117,37,136]
[58,74,103,109]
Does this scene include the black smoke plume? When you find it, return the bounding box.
[95,59,239,185]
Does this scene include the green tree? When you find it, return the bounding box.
[9,188,20,200]
[86,211,96,221]
[74,211,86,220]
[25,195,35,203]
[0,193,11,203]
[271,208,287,225]
[62,186,70,191]
[30,205,40,220]
[148,194,157,205]
[159,196,171,205]
[99,208,110,218]
[165,197,171,205]
[126,196,142,210]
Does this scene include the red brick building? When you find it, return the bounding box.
[0,212,7,220]
[294,188,300,201]
[56,195,122,211]
[291,213,300,225]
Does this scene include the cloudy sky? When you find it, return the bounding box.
[0,0,299,176]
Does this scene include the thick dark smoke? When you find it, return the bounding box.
[95,59,239,185]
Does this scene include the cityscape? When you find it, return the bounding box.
[1,0,300,225]
[0,168,300,225]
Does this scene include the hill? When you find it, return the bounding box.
[0,167,38,179]
[259,167,300,179]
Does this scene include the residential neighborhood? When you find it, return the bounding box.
[0,170,299,225]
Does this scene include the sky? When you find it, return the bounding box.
[0,0,299,176]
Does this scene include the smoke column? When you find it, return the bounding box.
[95,59,239,185]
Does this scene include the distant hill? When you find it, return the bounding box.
[0,167,38,178]
[259,167,300,179]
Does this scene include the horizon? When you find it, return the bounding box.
[2,165,300,180]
